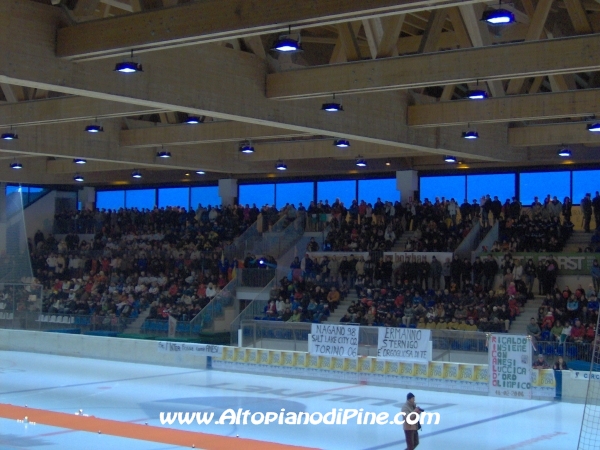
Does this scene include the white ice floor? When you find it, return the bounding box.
[0,350,586,450]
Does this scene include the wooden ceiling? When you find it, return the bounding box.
[2,0,600,186]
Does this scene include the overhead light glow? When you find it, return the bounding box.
[334,139,350,148]
[587,123,600,132]
[467,89,488,100]
[276,160,287,171]
[558,148,572,157]
[2,132,18,140]
[10,161,23,170]
[239,143,255,154]
[321,102,343,112]
[73,158,87,164]
[114,61,143,73]
[444,155,457,163]
[73,174,84,182]
[186,116,202,124]
[482,9,515,25]
[462,131,479,140]
[196,170,205,175]
[85,124,103,133]
[355,156,367,167]
[271,37,302,53]
[157,151,171,158]
[131,170,142,179]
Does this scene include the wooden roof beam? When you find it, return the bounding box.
[408,88,600,127]
[267,33,600,99]
[55,0,489,61]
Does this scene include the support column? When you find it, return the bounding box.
[396,170,418,204]
[218,179,238,206]
[0,183,6,254]
[78,187,96,211]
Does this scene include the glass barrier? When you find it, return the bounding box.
[188,277,238,333]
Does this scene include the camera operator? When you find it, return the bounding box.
[402,392,423,450]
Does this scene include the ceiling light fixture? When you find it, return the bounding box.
[334,139,350,148]
[157,151,171,158]
[196,170,205,175]
[73,174,84,182]
[558,148,572,157]
[114,50,143,73]
[444,155,457,163]
[239,142,255,154]
[1,131,18,140]
[131,169,142,179]
[482,7,515,25]
[185,116,202,124]
[271,26,302,52]
[10,161,23,170]
[587,123,600,132]
[276,160,287,171]
[467,89,488,100]
[321,94,343,112]
[85,124,103,133]
[462,130,479,140]
[355,156,367,167]
[73,158,87,164]
[385,160,391,166]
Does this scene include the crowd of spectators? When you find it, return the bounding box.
[526,284,599,347]
[27,204,270,329]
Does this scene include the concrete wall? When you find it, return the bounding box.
[22,190,56,240]
[0,329,207,369]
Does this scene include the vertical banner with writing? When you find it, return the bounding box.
[168,315,177,338]
[376,328,431,362]
[308,324,358,358]
[489,334,532,399]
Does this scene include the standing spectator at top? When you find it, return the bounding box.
[509,197,521,220]
[481,195,492,227]
[460,199,471,222]
[447,199,458,226]
[591,259,600,295]
[490,196,502,225]
[547,197,562,220]
[593,191,600,229]
[430,256,442,290]
[562,197,572,224]
[581,193,593,232]
[531,197,543,220]
[482,255,499,292]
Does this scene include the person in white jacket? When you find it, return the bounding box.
[513,259,524,282]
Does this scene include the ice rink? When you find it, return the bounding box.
[0,350,587,450]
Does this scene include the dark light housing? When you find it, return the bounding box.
[355,157,367,167]
[157,151,171,158]
[10,161,23,169]
[558,148,572,157]
[131,170,142,179]
[444,155,457,163]
[321,102,343,112]
[587,123,600,132]
[114,61,143,73]
[2,132,18,140]
[73,158,87,164]
[467,89,488,100]
[482,8,515,25]
[334,139,350,148]
[85,124,103,133]
[276,160,287,171]
[73,174,84,182]
[271,36,302,53]
[239,143,255,154]
[462,131,479,140]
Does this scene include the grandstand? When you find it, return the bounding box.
[2,1,600,449]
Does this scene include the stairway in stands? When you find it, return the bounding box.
[508,296,544,335]
[563,230,590,253]
[122,308,151,334]
[390,230,416,252]
[327,291,357,323]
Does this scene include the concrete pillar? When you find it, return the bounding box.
[396,170,419,203]
[218,179,238,206]
[0,183,6,254]
[78,187,96,211]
